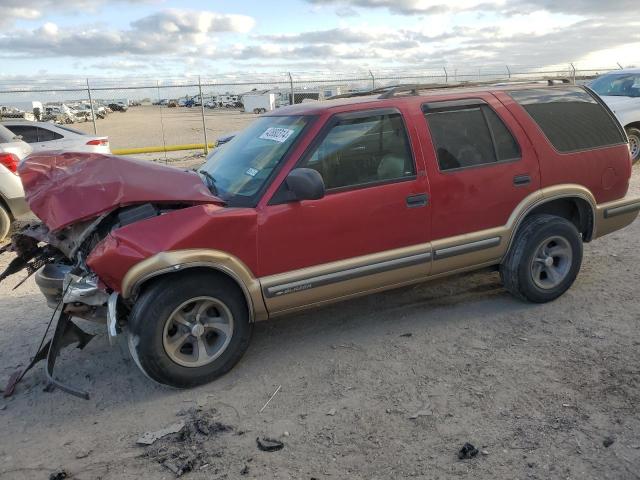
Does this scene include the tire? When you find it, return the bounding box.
[0,204,11,242]
[127,271,253,388]
[500,214,583,303]
[625,127,640,165]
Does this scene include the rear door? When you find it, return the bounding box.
[418,95,541,274]
[257,108,432,315]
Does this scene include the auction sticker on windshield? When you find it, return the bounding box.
[259,127,295,143]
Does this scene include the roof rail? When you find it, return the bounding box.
[328,77,572,100]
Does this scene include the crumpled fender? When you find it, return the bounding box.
[86,203,259,294]
[19,151,222,231]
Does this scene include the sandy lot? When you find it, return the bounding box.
[0,169,639,480]
[73,106,258,150]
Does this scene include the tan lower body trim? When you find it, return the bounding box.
[594,196,640,238]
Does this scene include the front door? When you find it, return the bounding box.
[257,108,432,315]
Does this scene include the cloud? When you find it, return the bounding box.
[0,0,150,26]
[0,9,256,58]
[306,0,639,16]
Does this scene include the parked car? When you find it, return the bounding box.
[0,124,31,240]
[3,83,639,391]
[590,69,640,164]
[2,121,110,154]
[108,102,128,112]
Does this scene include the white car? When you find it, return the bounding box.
[0,124,32,240]
[1,121,110,154]
[590,69,640,164]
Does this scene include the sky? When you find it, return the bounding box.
[0,0,639,81]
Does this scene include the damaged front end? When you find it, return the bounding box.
[1,151,224,399]
[1,215,122,399]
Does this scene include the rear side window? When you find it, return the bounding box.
[424,104,521,171]
[37,127,63,142]
[508,87,625,153]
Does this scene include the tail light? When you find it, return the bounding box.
[0,153,19,174]
[86,138,109,146]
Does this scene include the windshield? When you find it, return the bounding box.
[591,73,640,98]
[198,115,309,203]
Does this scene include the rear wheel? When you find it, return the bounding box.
[626,127,640,164]
[500,214,583,303]
[0,204,11,242]
[127,271,252,388]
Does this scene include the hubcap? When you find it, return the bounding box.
[162,296,234,368]
[629,134,640,161]
[530,236,573,290]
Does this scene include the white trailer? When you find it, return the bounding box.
[241,93,276,114]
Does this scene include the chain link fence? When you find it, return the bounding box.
[0,63,622,160]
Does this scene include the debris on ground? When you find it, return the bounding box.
[400,333,413,337]
[75,448,92,459]
[240,464,250,475]
[259,385,281,413]
[142,409,233,477]
[49,471,68,480]
[256,437,284,452]
[458,442,479,459]
[603,436,615,448]
[137,421,186,446]
[326,408,336,416]
[408,409,432,419]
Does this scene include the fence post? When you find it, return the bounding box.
[617,62,624,69]
[288,72,294,105]
[198,75,209,154]
[443,67,448,84]
[506,65,511,79]
[570,63,576,84]
[86,78,97,135]
[369,70,375,90]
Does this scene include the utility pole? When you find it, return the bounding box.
[86,78,97,135]
[199,76,209,154]
[288,72,294,105]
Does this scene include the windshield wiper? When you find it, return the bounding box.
[198,170,219,196]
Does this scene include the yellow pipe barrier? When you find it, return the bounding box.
[112,142,217,155]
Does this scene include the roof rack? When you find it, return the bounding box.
[328,77,572,100]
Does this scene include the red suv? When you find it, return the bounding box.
[4,83,640,391]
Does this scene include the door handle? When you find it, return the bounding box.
[513,174,531,186]
[406,193,429,208]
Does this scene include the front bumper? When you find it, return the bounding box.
[34,264,109,320]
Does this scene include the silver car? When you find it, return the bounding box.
[0,124,32,240]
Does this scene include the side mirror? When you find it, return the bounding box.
[286,168,325,201]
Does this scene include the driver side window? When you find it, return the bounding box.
[300,112,415,190]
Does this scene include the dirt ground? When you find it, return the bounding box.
[72,106,257,150]
[1,169,639,480]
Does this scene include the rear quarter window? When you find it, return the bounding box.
[508,87,626,153]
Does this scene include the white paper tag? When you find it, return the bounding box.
[245,167,259,177]
[259,127,294,143]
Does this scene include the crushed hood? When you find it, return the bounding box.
[19,151,222,231]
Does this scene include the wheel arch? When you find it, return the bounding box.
[624,121,640,131]
[506,186,596,256]
[121,249,268,322]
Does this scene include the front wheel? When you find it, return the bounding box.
[626,127,640,164]
[500,214,583,303]
[127,271,253,388]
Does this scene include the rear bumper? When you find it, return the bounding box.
[594,196,640,238]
